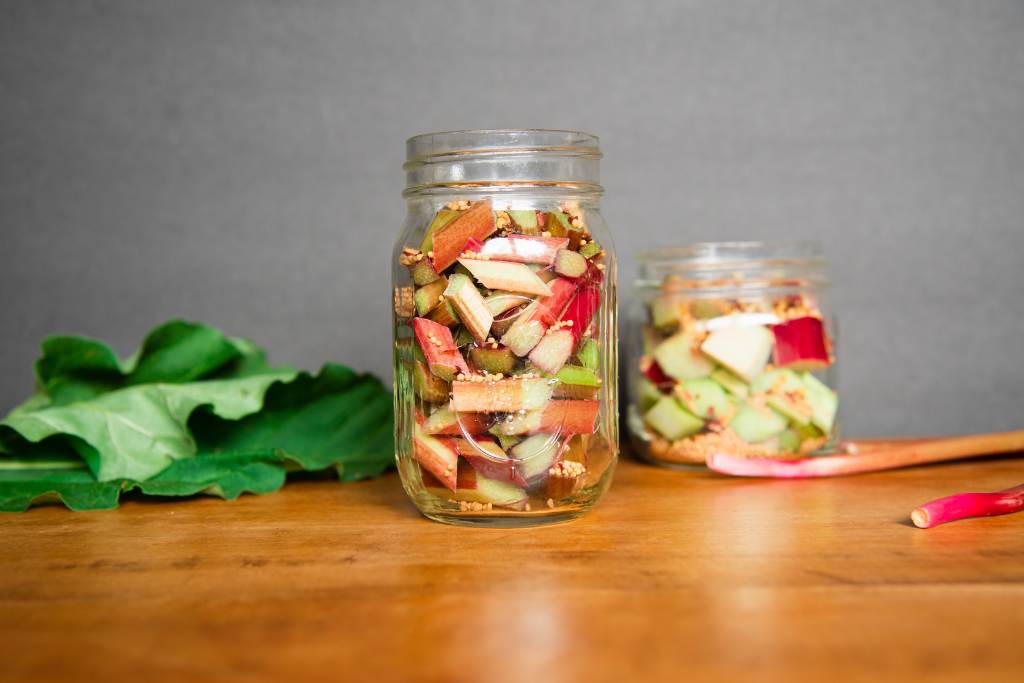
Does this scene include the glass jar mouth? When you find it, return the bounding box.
[405,129,601,163]
[636,241,829,292]
[403,129,603,197]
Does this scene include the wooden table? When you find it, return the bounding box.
[1,455,1021,682]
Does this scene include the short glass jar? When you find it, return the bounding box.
[392,130,618,526]
[627,242,839,467]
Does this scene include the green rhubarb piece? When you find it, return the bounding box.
[650,297,681,331]
[414,361,450,403]
[577,339,599,371]
[496,433,521,451]
[555,365,600,387]
[420,209,459,253]
[453,326,475,348]
[579,241,602,259]
[777,429,801,454]
[802,372,838,434]
[710,368,749,398]
[653,331,714,380]
[414,277,448,317]
[730,403,788,444]
[469,346,516,375]
[408,259,440,286]
[508,210,538,234]
[546,211,571,237]
[428,300,460,328]
[644,396,704,441]
[676,378,732,421]
[752,368,812,426]
[638,377,663,412]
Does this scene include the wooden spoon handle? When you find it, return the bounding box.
[707,430,1024,478]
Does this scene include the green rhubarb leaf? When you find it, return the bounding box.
[0,371,296,482]
[31,320,271,408]
[134,451,287,500]
[189,364,395,481]
[0,320,395,512]
[0,468,122,512]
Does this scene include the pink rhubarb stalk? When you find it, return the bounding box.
[911,483,1024,529]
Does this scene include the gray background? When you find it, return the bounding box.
[2,1,1023,436]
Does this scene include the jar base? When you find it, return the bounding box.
[419,507,589,528]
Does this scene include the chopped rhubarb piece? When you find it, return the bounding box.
[414,276,448,317]
[510,434,564,483]
[557,364,600,387]
[427,300,460,328]
[444,273,493,343]
[484,291,531,318]
[450,378,554,413]
[553,248,588,279]
[577,339,599,371]
[408,258,440,286]
[491,400,599,436]
[642,358,675,392]
[579,241,602,259]
[477,235,569,265]
[414,360,450,403]
[535,277,578,324]
[553,365,600,398]
[413,426,458,491]
[456,438,528,487]
[553,383,598,400]
[560,285,600,342]
[772,316,831,371]
[420,209,460,253]
[528,329,575,374]
[500,305,547,357]
[653,331,713,380]
[452,465,529,506]
[468,345,516,375]
[458,259,553,297]
[423,406,488,436]
[701,325,774,382]
[412,317,469,381]
[499,278,577,356]
[465,236,486,254]
[431,200,496,272]
[507,209,540,234]
[545,211,571,237]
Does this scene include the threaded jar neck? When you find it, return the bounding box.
[403,129,603,198]
[636,241,829,293]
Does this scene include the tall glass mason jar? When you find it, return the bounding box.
[627,242,839,467]
[392,130,618,526]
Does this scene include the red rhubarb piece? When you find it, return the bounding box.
[643,359,675,393]
[772,316,830,371]
[535,277,578,325]
[422,406,489,436]
[560,285,600,342]
[457,438,529,487]
[431,201,496,272]
[412,317,470,380]
[911,483,1024,529]
[413,427,458,491]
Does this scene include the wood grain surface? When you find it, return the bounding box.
[1,455,1022,683]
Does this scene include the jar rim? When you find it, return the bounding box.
[404,129,603,197]
[405,128,600,162]
[636,241,829,291]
